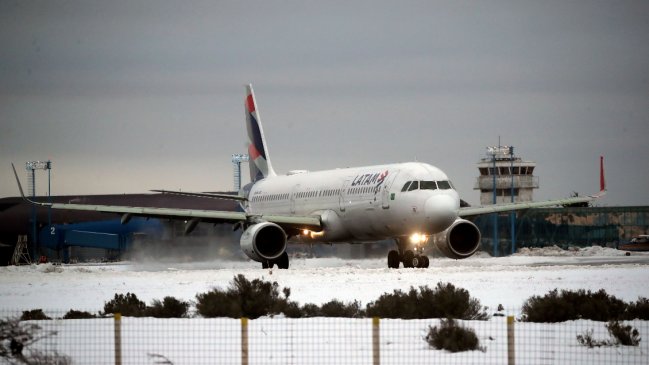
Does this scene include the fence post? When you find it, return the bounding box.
[114,313,122,365]
[241,317,249,365]
[507,315,515,365]
[372,317,380,365]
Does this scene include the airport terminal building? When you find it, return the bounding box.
[473,206,649,256]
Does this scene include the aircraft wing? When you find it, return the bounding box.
[150,189,248,202]
[458,192,604,217]
[24,201,321,230]
[11,164,322,231]
[459,156,606,217]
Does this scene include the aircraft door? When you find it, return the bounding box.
[381,170,400,209]
[339,179,350,213]
[290,184,300,214]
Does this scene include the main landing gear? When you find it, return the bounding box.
[387,238,429,269]
[262,251,290,269]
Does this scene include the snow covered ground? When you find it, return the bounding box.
[2,246,649,364]
[1,246,648,315]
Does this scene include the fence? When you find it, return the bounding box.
[2,311,648,365]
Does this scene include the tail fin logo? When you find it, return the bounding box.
[245,84,276,182]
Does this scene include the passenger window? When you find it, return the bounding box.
[408,181,419,191]
[401,181,412,192]
[437,181,452,190]
[420,181,437,190]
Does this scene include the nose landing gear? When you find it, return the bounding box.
[387,238,429,269]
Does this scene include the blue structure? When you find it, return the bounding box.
[38,218,164,262]
[472,206,649,255]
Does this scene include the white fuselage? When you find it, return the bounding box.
[245,162,460,242]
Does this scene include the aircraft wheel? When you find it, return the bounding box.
[420,255,430,268]
[276,252,290,269]
[402,250,415,268]
[387,250,400,269]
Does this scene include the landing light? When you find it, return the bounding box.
[410,233,428,244]
[302,229,324,239]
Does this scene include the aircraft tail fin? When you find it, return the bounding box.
[245,84,277,182]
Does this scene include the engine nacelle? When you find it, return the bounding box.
[431,218,481,259]
[240,222,287,262]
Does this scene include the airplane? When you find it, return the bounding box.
[12,84,607,269]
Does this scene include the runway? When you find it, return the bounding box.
[1,246,647,315]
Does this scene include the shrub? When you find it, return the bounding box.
[103,293,147,317]
[626,297,649,320]
[63,310,96,319]
[425,318,484,352]
[576,321,641,348]
[196,274,290,319]
[146,297,190,318]
[231,274,285,318]
[299,303,321,318]
[521,289,626,322]
[607,320,641,346]
[196,288,233,318]
[366,283,488,319]
[20,309,50,321]
[1,317,69,363]
[319,300,364,318]
[281,301,304,318]
[576,329,610,348]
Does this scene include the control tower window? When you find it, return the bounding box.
[479,168,489,176]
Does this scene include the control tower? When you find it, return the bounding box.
[474,146,539,205]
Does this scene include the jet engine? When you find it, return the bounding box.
[240,222,287,262]
[431,218,481,259]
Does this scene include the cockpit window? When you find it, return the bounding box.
[401,181,412,192]
[420,181,437,190]
[408,181,419,191]
[437,180,452,190]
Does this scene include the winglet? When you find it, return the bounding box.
[11,163,50,206]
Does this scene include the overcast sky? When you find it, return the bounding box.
[1,1,647,206]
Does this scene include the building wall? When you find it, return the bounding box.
[472,206,649,256]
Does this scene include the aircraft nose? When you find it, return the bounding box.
[424,194,459,233]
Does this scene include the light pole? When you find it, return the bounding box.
[25,160,52,260]
[489,147,498,257]
[510,147,516,254]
